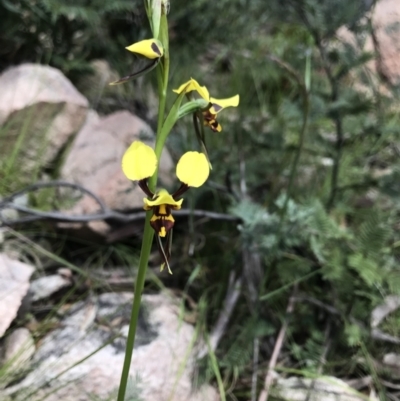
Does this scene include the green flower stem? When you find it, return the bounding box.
[117,10,171,401]
[152,13,170,188]
[117,213,154,401]
[156,13,170,138]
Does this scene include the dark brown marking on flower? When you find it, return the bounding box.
[151,42,162,57]
[138,179,154,197]
[203,110,216,120]
[203,116,221,132]
[202,110,221,131]
[150,213,175,236]
[212,103,223,112]
[172,183,189,199]
[210,120,221,132]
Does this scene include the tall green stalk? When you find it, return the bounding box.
[116,7,170,401]
[116,215,154,401]
[116,3,222,397]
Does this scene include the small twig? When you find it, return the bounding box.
[293,295,341,316]
[371,328,400,345]
[197,272,242,359]
[1,203,238,226]
[1,180,240,227]
[258,286,297,401]
[0,180,107,211]
[1,203,130,224]
[387,393,400,401]
[346,376,373,391]
[381,380,400,391]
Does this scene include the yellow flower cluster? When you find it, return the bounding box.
[174,78,239,132]
[119,38,239,272]
[122,141,209,272]
[119,39,239,131]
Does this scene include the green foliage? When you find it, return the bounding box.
[267,0,373,38]
[344,322,364,347]
[2,0,400,399]
[0,0,144,81]
[175,0,400,393]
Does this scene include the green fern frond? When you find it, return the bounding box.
[357,212,391,256]
[348,252,382,287]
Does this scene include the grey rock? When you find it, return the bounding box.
[383,353,400,369]
[370,295,400,345]
[0,208,18,223]
[0,64,88,181]
[60,110,174,234]
[272,376,377,401]
[29,274,72,302]
[75,59,119,107]
[338,0,400,86]
[0,195,27,224]
[371,0,400,85]
[5,292,218,401]
[371,295,400,328]
[0,254,35,337]
[1,328,35,385]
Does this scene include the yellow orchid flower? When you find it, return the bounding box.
[173,78,239,132]
[125,38,164,59]
[121,141,210,273]
[109,39,164,85]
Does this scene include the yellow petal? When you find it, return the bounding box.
[173,80,191,94]
[173,78,210,101]
[125,39,164,59]
[122,141,157,181]
[209,95,240,114]
[144,189,183,208]
[176,152,210,188]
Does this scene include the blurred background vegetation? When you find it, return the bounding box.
[1,0,400,399]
